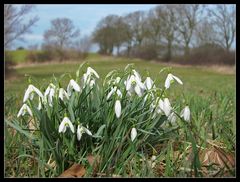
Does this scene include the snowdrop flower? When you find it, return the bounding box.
[126,75,145,97]
[107,87,122,100]
[77,125,93,141]
[17,104,33,117]
[67,79,81,96]
[163,98,172,117]
[131,128,137,142]
[23,84,43,103]
[154,98,172,117]
[44,83,56,107]
[168,112,177,125]
[58,117,75,133]
[87,67,99,79]
[59,88,69,101]
[165,73,183,89]
[180,106,190,122]
[132,69,141,81]
[89,79,95,88]
[115,100,121,118]
[144,77,155,90]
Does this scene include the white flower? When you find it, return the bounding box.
[144,77,154,90]
[132,69,141,81]
[131,128,137,142]
[67,79,81,96]
[180,106,190,122]
[44,83,56,107]
[87,67,99,79]
[163,98,172,117]
[168,112,177,125]
[165,73,183,89]
[77,125,93,141]
[23,84,43,103]
[81,73,91,88]
[107,87,122,100]
[59,88,69,101]
[115,100,121,118]
[126,75,145,97]
[89,79,95,88]
[17,104,33,117]
[58,117,75,133]
[155,98,172,116]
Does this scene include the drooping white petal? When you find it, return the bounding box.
[163,98,172,117]
[133,70,141,81]
[87,67,99,79]
[31,85,44,98]
[158,99,164,113]
[48,88,55,107]
[26,105,33,116]
[66,119,75,133]
[58,120,66,133]
[44,86,51,97]
[70,79,81,92]
[59,88,69,101]
[165,74,174,89]
[172,75,183,85]
[17,104,25,117]
[135,77,145,90]
[77,125,83,141]
[37,97,42,110]
[131,128,137,142]
[59,117,75,133]
[134,84,142,97]
[89,79,95,88]
[84,127,93,136]
[144,77,153,90]
[168,112,177,125]
[116,89,122,98]
[23,86,32,102]
[181,106,190,122]
[107,87,116,100]
[115,100,121,118]
[17,104,33,117]
[126,75,134,91]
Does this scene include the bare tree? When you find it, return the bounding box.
[4,4,39,49]
[43,18,80,61]
[156,5,178,60]
[195,19,217,46]
[175,4,203,56]
[208,4,236,51]
[73,35,92,59]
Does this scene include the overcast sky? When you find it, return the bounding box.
[14,4,158,49]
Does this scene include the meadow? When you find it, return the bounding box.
[4,55,236,177]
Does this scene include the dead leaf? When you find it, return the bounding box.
[58,163,86,178]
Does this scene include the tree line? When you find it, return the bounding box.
[4,4,236,63]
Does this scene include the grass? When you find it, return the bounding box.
[4,55,236,177]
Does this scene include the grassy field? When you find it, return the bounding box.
[4,55,236,177]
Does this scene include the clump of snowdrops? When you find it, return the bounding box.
[14,63,191,176]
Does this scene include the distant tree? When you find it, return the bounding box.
[93,15,128,55]
[4,4,39,49]
[175,4,203,56]
[73,35,92,59]
[43,18,80,61]
[17,46,25,50]
[208,4,236,51]
[195,19,217,46]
